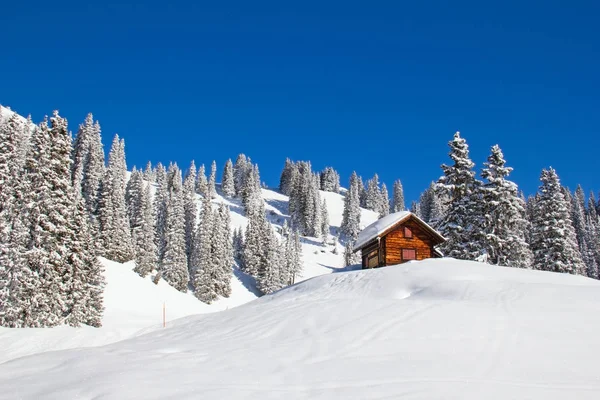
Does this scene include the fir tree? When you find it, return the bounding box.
[160,165,189,291]
[192,196,218,302]
[208,160,217,199]
[211,204,233,297]
[320,167,341,193]
[153,162,169,257]
[195,163,208,196]
[222,158,235,198]
[125,168,145,230]
[530,168,586,274]
[392,179,405,212]
[365,174,382,212]
[379,183,390,217]
[97,135,135,262]
[341,172,362,240]
[478,145,532,267]
[133,181,158,277]
[436,132,482,260]
[71,113,105,214]
[279,158,295,195]
[233,154,251,196]
[183,161,197,268]
[143,161,155,183]
[321,199,330,244]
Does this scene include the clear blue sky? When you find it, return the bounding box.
[1,1,598,203]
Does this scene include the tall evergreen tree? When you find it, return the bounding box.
[279,158,295,195]
[183,161,197,268]
[365,174,382,212]
[208,160,217,199]
[195,163,208,197]
[222,158,235,198]
[71,113,105,214]
[320,167,340,193]
[211,204,233,297]
[143,161,155,183]
[133,181,158,278]
[478,145,532,267]
[153,162,169,257]
[379,183,390,217]
[160,165,189,291]
[97,135,135,262]
[233,153,251,196]
[392,179,405,212]
[191,196,219,302]
[341,171,362,240]
[321,199,330,243]
[530,168,585,274]
[436,132,482,260]
[125,168,145,230]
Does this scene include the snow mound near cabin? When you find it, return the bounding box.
[2,258,600,400]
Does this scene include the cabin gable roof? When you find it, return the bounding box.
[353,211,445,252]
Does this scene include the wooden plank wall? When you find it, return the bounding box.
[384,220,434,265]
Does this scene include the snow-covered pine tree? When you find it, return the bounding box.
[191,195,213,300]
[65,198,105,327]
[341,171,362,240]
[195,163,208,197]
[160,165,189,292]
[221,158,235,198]
[242,208,264,278]
[257,222,283,295]
[233,153,251,197]
[289,230,303,284]
[529,168,586,274]
[208,160,217,199]
[478,145,532,267]
[570,185,588,258]
[321,199,329,244]
[125,168,145,230]
[310,174,322,237]
[143,161,155,183]
[71,113,105,215]
[183,161,197,268]
[365,174,382,212]
[436,132,482,260]
[279,158,296,195]
[97,135,135,262]
[232,227,245,266]
[0,114,34,327]
[379,183,390,217]
[320,167,340,192]
[22,112,86,326]
[211,203,233,297]
[153,162,169,257]
[133,181,158,277]
[392,179,405,212]
[241,164,264,218]
[343,241,361,267]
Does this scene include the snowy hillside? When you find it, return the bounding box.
[2,258,600,399]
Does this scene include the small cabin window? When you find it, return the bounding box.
[367,251,379,268]
[403,226,413,238]
[402,248,416,260]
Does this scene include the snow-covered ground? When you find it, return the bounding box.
[2,258,600,399]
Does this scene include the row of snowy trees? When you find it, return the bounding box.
[414,131,600,278]
[0,112,104,327]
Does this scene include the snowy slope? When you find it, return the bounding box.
[2,258,600,399]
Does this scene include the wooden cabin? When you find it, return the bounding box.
[353,211,445,269]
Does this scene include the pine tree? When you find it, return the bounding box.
[208,160,217,199]
[125,168,145,230]
[192,196,218,302]
[154,162,169,258]
[232,227,245,266]
[143,161,155,183]
[257,224,283,294]
[379,183,390,217]
[183,161,197,269]
[160,165,189,291]
[133,181,158,277]
[365,174,382,212]
[0,115,33,327]
[321,199,330,244]
[279,158,295,195]
[392,179,405,212]
[341,172,362,240]
[71,113,105,215]
[241,164,264,219]
[195,163,208,196]
[221,158,235,198]
[436,132,482,260]
[97,135,135,262]
[478,145,532,267]
[320,167,340,193]
[530,168,586,274]
[289,230,303,284]
[233,154,251,196]
[211,204,233,297]
[344,241,359,267]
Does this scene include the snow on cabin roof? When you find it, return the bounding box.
[353,211,444,252]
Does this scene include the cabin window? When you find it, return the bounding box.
[403,226,413,239]
[402,248,416,261]
[367,251,379,268]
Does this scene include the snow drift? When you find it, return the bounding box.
[2,258,600,399]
